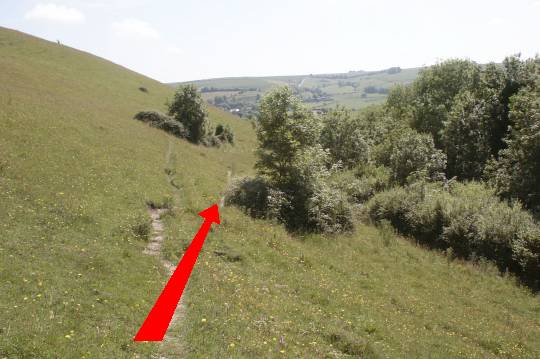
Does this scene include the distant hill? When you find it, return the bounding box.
[172,67,420,117]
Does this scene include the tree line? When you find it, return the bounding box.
[226,55,540,289]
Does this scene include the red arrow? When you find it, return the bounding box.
[134,204,220,341]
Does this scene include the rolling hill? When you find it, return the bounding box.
[1,27,539,358]
[174,67,420,118]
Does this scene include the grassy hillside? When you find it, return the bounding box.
[0,27,255,358]
[1,27,539,359]
[174,67,420,117]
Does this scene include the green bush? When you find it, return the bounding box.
[367,184,423,234]
[307,183,353,234]
[331,165,391,204]
[374,128,446,185]
[225,176,287,220]
[215,123,234,145]
[134,111,189,139]
[320,107,369,169]
[367,181,540,288]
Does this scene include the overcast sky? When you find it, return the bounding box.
[1,0,539,83]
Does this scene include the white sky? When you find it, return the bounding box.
[1,0,539,83]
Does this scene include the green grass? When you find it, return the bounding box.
[1,26,539,359]
[161,205,540,358]
[0,27,254,358]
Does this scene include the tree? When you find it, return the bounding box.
[320,107,369,169]
[168,84,209,143]
[255,87,321,187]
[442,91,496,179]
[408,59,481,146]
[489,76,540,211]
[254,87,353,232]
[374,128,446,185]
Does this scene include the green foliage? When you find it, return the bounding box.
[224,176,286,220]
[374,128,446,185]
[229,88,353,233]
[214,123,234,145]
[442,91,496,179]
[406,59,481,145]
[488,73,540,211]
[385,83,414,120]
[320,107,369,169]
[300,150,354,233]
[386,55,539,189]
[256,86,321,186]
[168,84,209,143]
[134,111,189,138]
[368,181,540,288]
[332,164,391,204]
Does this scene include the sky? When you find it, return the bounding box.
[1,0,539,83]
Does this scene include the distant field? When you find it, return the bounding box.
[172,67,420,117]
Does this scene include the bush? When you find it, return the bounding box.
[307,183,353,234]
[332,165,391,204]
[374,128,446,185]
[367,181,540,288]
[320,107,369,169]
[134,111,189,139]
[225,176,287,220]
[215,124,234,145]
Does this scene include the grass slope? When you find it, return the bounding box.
[0,27,254,358]
[1,27,539,359]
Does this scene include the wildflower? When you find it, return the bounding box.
[201,318,207,323]
[229,343,235,348]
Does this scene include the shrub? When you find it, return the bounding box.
[226,151,354,234]
[307,183,353,234]
[374,128,446,185]
[134,111,189,139]
[224,176,287,220]
[367,185,423,234]
[201,134,222,148]
[331,165,391,204]
[367,181,540,288]
[255,87,321,186]
[215,124,234,145]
